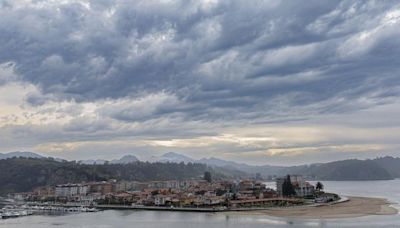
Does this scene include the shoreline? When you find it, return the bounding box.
[225,196,398,219]
[9,196,398,219]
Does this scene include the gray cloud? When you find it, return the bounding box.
[1,0,400,163]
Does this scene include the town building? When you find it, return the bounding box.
[55,184,89,197]
[276,175,315,197]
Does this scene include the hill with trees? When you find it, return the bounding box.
[1,153,399,194]
[372,156,400,178]
[280,159,394,180]
[0,157,227,195]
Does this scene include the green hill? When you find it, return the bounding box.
[0,157,218,195]
[281,159,394,180]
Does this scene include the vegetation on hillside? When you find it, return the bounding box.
[282,159,394,180]
[0,158,221,195]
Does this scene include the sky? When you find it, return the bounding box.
[0,0,400,165]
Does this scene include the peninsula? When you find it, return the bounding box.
[227,196,398,219]
[4,172,398,220]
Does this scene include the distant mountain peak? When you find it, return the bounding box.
[162,152,191,158]
[0,151,44,160]
[162,152,182,157]
[111,154,139,164]
[120,154,139,159]
[159,152,194,163]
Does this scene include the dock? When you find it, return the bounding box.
[96,205,227,212]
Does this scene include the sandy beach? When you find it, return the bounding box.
[226,196,398,219]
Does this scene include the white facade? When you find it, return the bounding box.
[55,184,88,197]
[276,175,314,197]
[154,195,170,206]
[290,175,314,197]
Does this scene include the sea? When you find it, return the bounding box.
[1,179,400,228]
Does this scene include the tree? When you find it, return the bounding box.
[282,175,296,197]
[316,182,324,192]
[204,171,212,183]
[216,189,226,196]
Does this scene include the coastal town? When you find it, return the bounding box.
[1,174,338,219]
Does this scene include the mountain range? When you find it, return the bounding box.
[153,152,396,180]
[1,151,399,180]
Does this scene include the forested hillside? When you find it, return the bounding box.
[0,158,217,195]
[281,159,394,180]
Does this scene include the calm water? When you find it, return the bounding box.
[1,180,400,228]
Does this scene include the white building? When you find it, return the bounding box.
[154,195,171,206]
[289,175,314,197]
[55,184,89,197]
[276,175,315,197]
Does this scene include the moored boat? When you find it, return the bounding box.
[2,211,20,219]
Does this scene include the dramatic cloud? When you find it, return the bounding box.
[0,0,400,164]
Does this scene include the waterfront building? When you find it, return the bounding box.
[89,182,113,195]
[154,195,171,206]
[19,178,279,208]
[203,196,223,205]
[33,186,55,197]
[55,184,89,197]
[276,175,315,197]
[238,180,254,191]
[115,181,142,192]
[289,175,314,197]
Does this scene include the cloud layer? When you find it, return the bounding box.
[1,0,400,165]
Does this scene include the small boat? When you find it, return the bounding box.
[68,207,78,212]
[80,206,98,212]
[86,207,98,212]
[2,211,20,219]
[19,210,28,216]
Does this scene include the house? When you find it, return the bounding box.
[238,180,254,191]
[276,175,315,197]
[88,182,113,194]
[203,196,223,205]
[290,175,314,197]
[154,195,171,206]
[33,186,55,197]
[79,193,104,204]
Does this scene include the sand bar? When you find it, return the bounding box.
[226,196,398,219]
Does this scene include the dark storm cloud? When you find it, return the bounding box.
[1,0,400,123]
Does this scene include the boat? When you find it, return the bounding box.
[2,211,20,219]
[86,207,98,212]
[80,206,99,212]
[19,210,28,216]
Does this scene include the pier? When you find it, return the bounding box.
[96,205,227,212]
